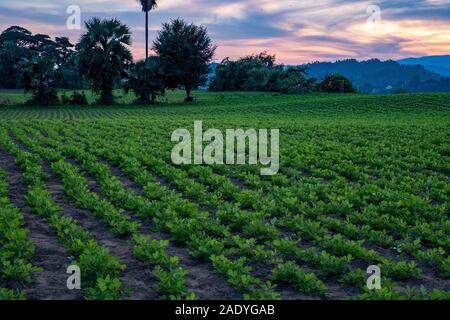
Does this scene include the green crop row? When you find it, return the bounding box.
[22,123,282,299]
[59,122,427,282]
[10,126,195,300]
[30,121,424,297]
[0,162,38,299]
[12,114,448,300]
[0,126,125,299]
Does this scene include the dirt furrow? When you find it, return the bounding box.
[39,158,158,300]
[70,156,242,300]
[0,147,82,300]
[6,135,158,300]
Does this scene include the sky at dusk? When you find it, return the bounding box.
[1,0,450,64]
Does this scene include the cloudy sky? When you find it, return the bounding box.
[1,0,450,64]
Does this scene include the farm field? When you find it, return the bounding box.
[0,91,449,300]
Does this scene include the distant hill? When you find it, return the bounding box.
[208,58,450,93]
[303,59,450,93]
[398,55,450,77]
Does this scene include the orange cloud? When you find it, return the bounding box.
[1,0,449,63]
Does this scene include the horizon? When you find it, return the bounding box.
[0,0,450,64]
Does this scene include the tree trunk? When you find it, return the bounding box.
[100,79,113,105]
[145,11,149,60]
[185,86,193,102]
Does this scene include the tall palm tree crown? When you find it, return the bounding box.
[138,0,157,12]
[137,0,157,59]
[77,18,132,104]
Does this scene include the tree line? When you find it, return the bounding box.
[0,17,216,106]
[209,52,355,94]
[0,26,82,91]
[0,12,357,106]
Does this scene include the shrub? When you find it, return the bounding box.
[210,53,317,93]
[20,56,60,106]
[84,276,122,300]
[61,91,88,105]
[0,288,26,300]
[319,73,356,93]
[124,58,165,105]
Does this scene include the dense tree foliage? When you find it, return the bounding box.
[0,27,36,89]
[20,56,59,106]
[209,53,275,91]
[0,26,39,50]
[124,57,165,104]
[409,77,450,92]
[57,52,85,89]
[0,41,29,89]
[319,74,356,93]
[153,19,216,101]
[0,26,82,90]
[77,18,132,104]
[209,53,317,93]
[61,91,89,105]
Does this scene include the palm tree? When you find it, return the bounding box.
[137,0,157,60]
[77,18,132,104]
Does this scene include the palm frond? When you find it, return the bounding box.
[136,0,157,12]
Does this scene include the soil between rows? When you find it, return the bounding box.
[12,131,243,300]
[96,156,328,299]
[35,155,159,300]
[98,156,364,299]
[5,135,160,299]
[65,156,242,300]
[0,146,82,300]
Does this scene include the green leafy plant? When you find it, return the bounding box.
[85,276,122,300]
[0,288,26,300]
